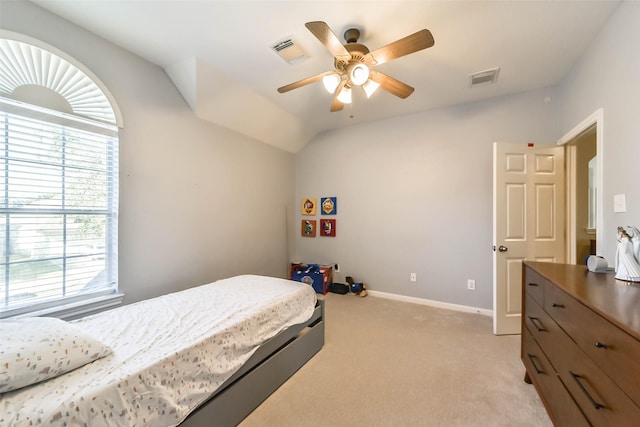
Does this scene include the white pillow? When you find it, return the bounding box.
[0,316,112,393]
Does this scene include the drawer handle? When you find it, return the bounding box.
[527,353,544,375]
[570,371,605,410]
[527,282,539,287]
[528,316,546,332]
[594,341,609,349]
[551,303,565,308]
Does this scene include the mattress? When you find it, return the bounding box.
[0,275,317,427]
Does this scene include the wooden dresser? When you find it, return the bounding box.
[522,261,640,426]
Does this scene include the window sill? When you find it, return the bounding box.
[5,293,125,320]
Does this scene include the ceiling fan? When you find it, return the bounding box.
[277,21,435,112]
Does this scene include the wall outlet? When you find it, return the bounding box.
[334,263,340,272]
[410,273,417,282]
[467,279,476,290]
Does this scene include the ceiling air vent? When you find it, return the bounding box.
[469,67,500,87]
[272,38,307,64]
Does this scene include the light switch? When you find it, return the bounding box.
[614,194,626,213]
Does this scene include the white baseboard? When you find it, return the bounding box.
[367,290,493,317]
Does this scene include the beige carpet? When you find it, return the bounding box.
[240,293,552,427]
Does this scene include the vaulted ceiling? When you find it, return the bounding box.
[31,0,621,152]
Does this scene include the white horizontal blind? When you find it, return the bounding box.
[0,103,118,316]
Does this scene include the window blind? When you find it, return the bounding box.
[0,100,118,317]
[0,38,117,124]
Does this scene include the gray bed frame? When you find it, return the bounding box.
[180,298,325,427]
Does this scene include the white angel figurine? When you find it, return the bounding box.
[615,226,640,282]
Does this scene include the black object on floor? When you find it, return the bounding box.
[329,283,349,294]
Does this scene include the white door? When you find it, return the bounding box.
[493,142,565,335]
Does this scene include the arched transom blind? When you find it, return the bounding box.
[0,38,116,124]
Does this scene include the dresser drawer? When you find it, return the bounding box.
[522,328,589,427]
[523,293,549,344]
[524,293,566,365]
[545,282,640,406]
[523,266,545,306]
[554,332,640,427]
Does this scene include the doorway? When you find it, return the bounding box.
[565,125,597,263]
[558,109,604,264]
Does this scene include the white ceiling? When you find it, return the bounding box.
[31,0,621,152]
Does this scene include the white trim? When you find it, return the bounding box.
[367,290,493,317]
[556,109,603,145]
[0,96,118,136]
[557,108,604,256]
[10,293,125,320]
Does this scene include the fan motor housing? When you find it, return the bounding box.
[344,28,360,43]
[335,43,370,72]
[345,43,369,59]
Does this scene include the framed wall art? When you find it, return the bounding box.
[301,198,317,215]
[301,219,317,237]
[320,219,336,237]
[321,197,337,215]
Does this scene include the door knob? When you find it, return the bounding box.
[498,245,508,252]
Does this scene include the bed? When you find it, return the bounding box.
[0,275,325,427]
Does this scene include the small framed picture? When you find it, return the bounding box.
[320,219,336,237]
[321,197,337,215]
[301,198,317,215]
[301,220,317,237]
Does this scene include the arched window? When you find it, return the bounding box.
[0,35,122,318]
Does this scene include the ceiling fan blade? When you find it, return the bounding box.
[364,29,434,66]
[369,70,415,99]
[277,71,333,93]
[330,80,346,112]
[305,21,351,61]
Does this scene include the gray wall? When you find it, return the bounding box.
[1,1,295,304]
[293,87,559,310]
[559,0,640,264]
[293,1,640,311]
[5,1,637,313]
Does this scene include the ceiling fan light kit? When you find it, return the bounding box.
[322,73,341,93]
[336,86,352,104]
[277,21,435,112]
[348,63,369,86]
[363,79,380,98]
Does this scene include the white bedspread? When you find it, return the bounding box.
[0,275,316,427]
